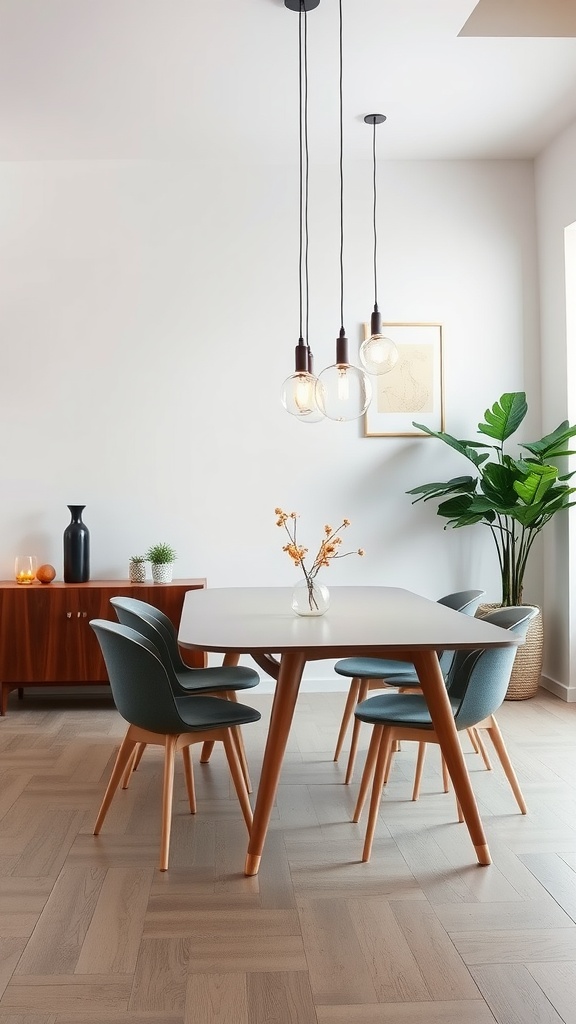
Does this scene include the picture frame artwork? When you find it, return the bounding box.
[363,322,444,437]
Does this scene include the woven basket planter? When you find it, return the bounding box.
[476,602,543,700]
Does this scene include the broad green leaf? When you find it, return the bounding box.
[480,462,520,506]
[411,424,488,467]
[407,476,477,502]
[437,494,495,528]
[513,464,557,505]
[521,420,576,460]
[477,392,527,443]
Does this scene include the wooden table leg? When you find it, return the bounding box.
[412,650,491,866]
[244,650,306,876]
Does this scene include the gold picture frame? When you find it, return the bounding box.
[363,322,444,437]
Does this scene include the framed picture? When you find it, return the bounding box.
[363,322,444,437]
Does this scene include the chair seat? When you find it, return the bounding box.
[174,694,261,731]
[355,692,460,729]
[334,657,419,681]
[176,665,259,692]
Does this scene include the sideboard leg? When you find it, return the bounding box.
[1,683,9,716]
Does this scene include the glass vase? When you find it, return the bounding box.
[291,577,330,616]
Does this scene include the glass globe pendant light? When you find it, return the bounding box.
[281,0,324,423]
[359,114,399,376]
[315,0,371,422]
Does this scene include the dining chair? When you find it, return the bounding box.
[351,605,538,862]
[332,589,486,783]
[110,596,259,790]
[90,619,261,871]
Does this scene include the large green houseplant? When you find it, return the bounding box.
[408,392,576,606]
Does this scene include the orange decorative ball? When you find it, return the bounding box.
[36,564,56,584]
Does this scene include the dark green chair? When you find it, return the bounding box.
[332,589,486,783]
[351,605,538,862]
[90,619,261,871]
[110,596,259,790]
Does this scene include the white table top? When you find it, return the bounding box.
[178,586,518,659]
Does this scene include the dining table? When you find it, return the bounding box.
[178,585,521,876]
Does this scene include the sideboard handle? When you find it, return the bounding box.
[66,612,72,619]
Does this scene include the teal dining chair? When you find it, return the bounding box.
[90,619,261,871]
[351,605,538,862]
[110,596,259,790]
[332,589,486,783]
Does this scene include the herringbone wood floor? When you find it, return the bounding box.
[0,687,575,1023]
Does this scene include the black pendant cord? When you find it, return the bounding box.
[303,8,311,360]
[338,0,345,336]
[371,118,378,310]
[297,5,304,346]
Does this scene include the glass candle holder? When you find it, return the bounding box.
[15,555,38,584]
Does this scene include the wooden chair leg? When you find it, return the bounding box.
[334,679,361,761]
[159,736,177,872]
[224,691,252,793]
[222,731,253,831]
[231,727,252,794]
[345,679,370,785]
[362,727,393,862]
[121,742,146,789]
[353,724,383,822]
[182,745,196,813]
[441,754,450,793]
[412,742,427,801]
[383,739,397,784]
[471,727,492,771]
[484,717,527,814]
[200,740,215,763]
[467,727,479,753]
[94,731,138,834]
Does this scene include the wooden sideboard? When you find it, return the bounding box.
[0,578,207,715]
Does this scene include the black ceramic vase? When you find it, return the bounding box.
[63,505,90,583]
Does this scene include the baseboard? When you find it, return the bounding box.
[540,674,576,702]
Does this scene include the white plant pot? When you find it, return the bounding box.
[151,562,173,584]
[129,561,147,583]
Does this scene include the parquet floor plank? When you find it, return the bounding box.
[0,689,573,1022]
[471,963,564,1024]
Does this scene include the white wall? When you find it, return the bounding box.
[0,156,539,686]
[535,117,576,701]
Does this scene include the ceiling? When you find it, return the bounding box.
[1,0,576,163]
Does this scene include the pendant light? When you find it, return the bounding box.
[359,114,399,376]
[315,0,371,422]
[281,0,324,423]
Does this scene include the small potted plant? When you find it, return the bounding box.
[128,555,147,583]
[146,542,177,584]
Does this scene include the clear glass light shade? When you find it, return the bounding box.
[315,364,372,422]
[281,371,324,422]
[359,333,399,375]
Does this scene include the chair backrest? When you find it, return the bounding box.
[437,589,486,614]
[109,596,184,672]
[89,619,187,734]
[436,590,486,674]
[447,606,539,729]
[110,599,189,690]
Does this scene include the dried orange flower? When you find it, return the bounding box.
[275,508,365,606]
